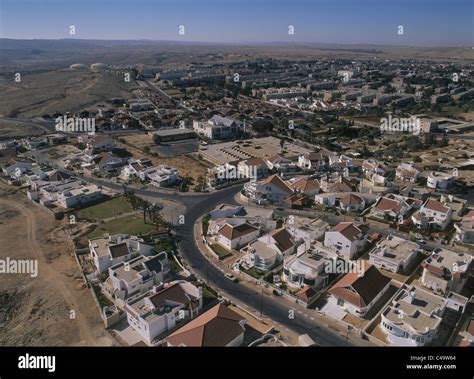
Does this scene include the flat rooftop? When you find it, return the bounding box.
[369,236,420,265]
[424,248,472,275]
[199,136,312,166]
[383,286,447,334]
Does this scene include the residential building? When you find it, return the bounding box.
[217,222,260,250]
[57,184,103,208]
[265,155,296,173]
[192,115,242,139]
[369,235,420,273]
[297,152,325,171]
[237,157,269,179]
[140,165,179,187]
[454,210,474,245]
[381,285,447,346]
[328,264,391,317]
[396,163,420,183]
[324,222,368,260]
[421,249,472,295]
[89,234,154,273]
[362,159,389,178]
[282,244,336,290]
[242,228,296,270]
[244,174,293,203]
[370,194,421,222]
[120,158,154,181]
[126,281,202,344]
[105,253,170,302]
[166,303,246,347]
[411,198,453,231]
[427,171,455,190]
[288,177,320,197]
[287,217,329,250]
[85,135,114,152]
[337,193,365,212]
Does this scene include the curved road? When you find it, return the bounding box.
[33,152,354,345]
[174,186,353,346]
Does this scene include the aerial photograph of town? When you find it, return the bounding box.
[0,0,472,376]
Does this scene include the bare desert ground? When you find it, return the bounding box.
[0,185,113,346]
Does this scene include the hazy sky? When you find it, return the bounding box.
[1,0,472,46]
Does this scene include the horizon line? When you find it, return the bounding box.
[1,37,472,49]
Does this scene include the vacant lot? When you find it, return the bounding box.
[0,119,46,138]
[88,214,155,239]
[77,197,133,221]
[0,190,113,346]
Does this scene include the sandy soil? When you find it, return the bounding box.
[0,187,113,346]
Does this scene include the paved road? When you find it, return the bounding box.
[174,186,354,346]
[32,152,355,345]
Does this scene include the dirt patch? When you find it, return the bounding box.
[0,194,113,346]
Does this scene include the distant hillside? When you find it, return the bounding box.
[1,39,472,71]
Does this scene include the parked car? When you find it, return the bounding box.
[225,273,238,283]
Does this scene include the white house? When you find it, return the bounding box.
[381,285,447,346]
[89,234,154,273]
[427,171,454,190]
[315,193,337,208]
[126,281,202,344]
[106,253,170,302]
[258,228,296,257]
[217,222,260,250]
[265,155,296,172]
[421,248,472,295]
[120,158,153,181]
[370,194,421,222]
[454,210,474,245]
[140,165,179,187]
[57,184,103,208]
[324,222,368,260]
[288,177,320,197]
[298,152,325,171]
[287,217,329,250]
[244,174,293,203]
[242,227,296,270]
[327,264,391,317]
[337,193,365,212]
[369,235,420,273]
[237,157,269,179]
[396,163,420,183]
[192,115,242,140]
[85,135,114,152]
[362,159,389,178]
[411,198,453,231]
[242,240,279,270]
[282,245,335,290]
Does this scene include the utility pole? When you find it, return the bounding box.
[260,287,264,317]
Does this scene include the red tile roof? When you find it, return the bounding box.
[166,303,246,347]
[328,264,391,308]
